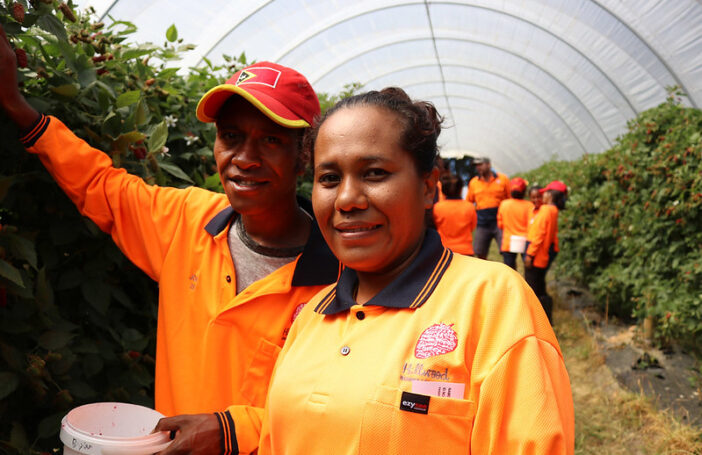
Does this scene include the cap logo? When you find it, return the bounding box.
[235,66,281,88]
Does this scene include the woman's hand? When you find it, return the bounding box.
[524,255,533,268]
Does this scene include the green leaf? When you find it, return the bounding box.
[0,175,16,202]
[49,83,80,98]
[157,68,179,79]
[36,15,67,41]
[0,372,19,400]
[147,120,168,154]
[159,162,194,183]
[81,279,111,314]
[0,259,24,287]
[37,413,64,439]
[10,423,28,450]
[38,330,74,350]
[166,24,178,42]
[5,233,37,269]
[102,111,122,138]
[121,48,153,60]
[35,267,54,310]
[116,90,141,108]
[136,98,149,126]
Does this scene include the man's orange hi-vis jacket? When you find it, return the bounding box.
[21,115,338,451]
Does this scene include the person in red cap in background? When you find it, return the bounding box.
[432,172,477,255]
[497,177,533,270]
[0,24,338,455]
[466,156,510,259]
[525,180,567,323]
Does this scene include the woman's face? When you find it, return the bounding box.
[542,190,553,205]
[312,105,437,275]
[530,189,543,209]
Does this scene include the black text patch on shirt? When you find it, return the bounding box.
[400,391,430,414]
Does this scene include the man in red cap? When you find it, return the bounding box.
[497,177,533,270]
[1,24,337,455]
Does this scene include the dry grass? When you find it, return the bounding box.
[484,242,702,454]
[554,306,702,454]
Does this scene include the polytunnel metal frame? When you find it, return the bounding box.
[84,0,702,173]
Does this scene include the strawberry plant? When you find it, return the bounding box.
[521,89,702,351]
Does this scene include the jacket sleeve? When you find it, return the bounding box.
[22,115,193,281]
[217,407,265,455]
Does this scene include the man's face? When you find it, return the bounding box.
[213,96,302,216]
[476,161,491,176]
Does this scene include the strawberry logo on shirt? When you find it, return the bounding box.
[291,303,306,323]
[414,323,458,359]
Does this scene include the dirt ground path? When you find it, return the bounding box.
[552,298,702,454]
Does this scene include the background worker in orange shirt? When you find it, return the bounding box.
[433,173,477,256]
[497,177,533,270]
[525,180,567,323]
[466,156,510,259]
[0,25,337,455]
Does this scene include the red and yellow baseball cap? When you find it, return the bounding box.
[196,61,320,128]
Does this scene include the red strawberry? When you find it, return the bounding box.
[132,146,146,160]
[12,2,25,23]
[15,48,28,68]
[58,2,76,22]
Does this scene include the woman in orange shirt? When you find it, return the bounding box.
[433,173,477,255]
[497,177,533,270]
[525,181,567,323]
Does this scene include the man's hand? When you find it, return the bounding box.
[524,255,533,268]
[0,24,40,130]
[154,413,222,455]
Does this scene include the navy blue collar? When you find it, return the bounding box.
[314,229,453,315]
[204,197,340,287]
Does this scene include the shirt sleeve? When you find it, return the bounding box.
[22,115,194,281]
[470,336,574,454]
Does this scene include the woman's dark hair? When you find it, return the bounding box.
[441,174,464,200]
[303,87,444,174]
[510,189,526,199]
[528,185,542,194]
[547,189,567,210]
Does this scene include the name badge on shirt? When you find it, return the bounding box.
[400,391,430,414]
[411,380,465,399]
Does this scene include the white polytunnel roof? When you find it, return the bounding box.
[79,0,702,174]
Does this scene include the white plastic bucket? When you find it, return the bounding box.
[60,402,172,455]
[509,235,527,253]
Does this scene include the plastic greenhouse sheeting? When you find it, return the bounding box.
[80,0,702,174]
